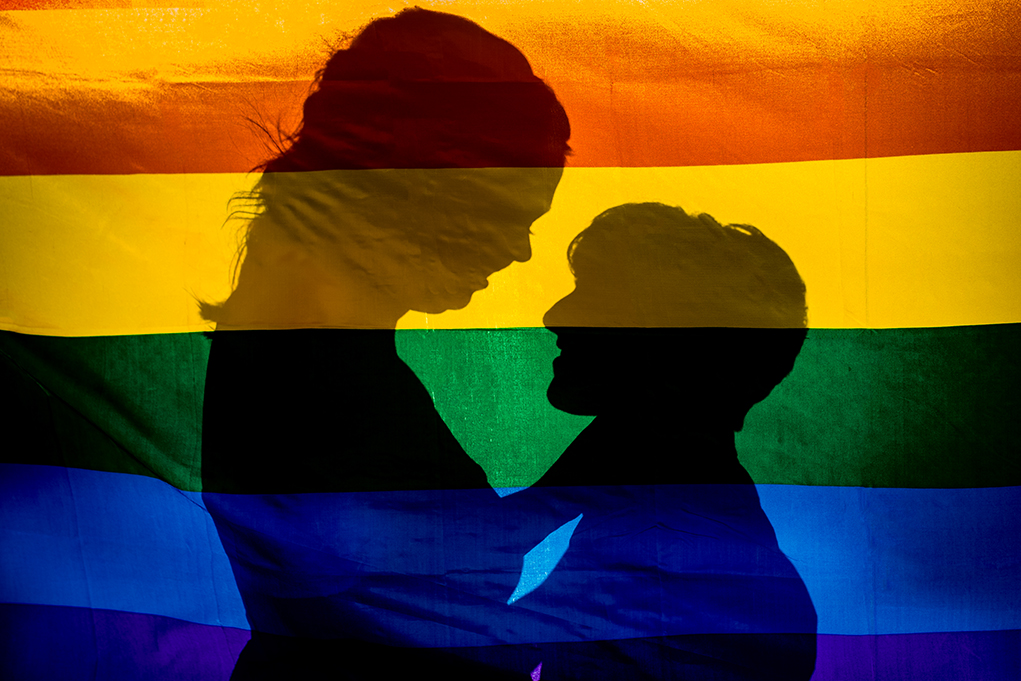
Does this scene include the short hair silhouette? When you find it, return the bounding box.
[545,203,807,429]
[564,202,806,328]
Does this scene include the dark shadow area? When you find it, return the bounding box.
[535,327,806,486]
[202,329,490,494]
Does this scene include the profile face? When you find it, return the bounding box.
[407,167,564,313]
[544,276,737,418]
[543,280,646,416]
[544,290,594,415]
[543,202,809,421]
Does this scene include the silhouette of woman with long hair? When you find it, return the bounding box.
[513,203,818,679]
[200,9,570,678]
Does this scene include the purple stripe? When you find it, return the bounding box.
[814,631,1021,681]
[0,603,249,681]
[4,603,1019,680]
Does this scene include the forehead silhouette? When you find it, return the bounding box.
[552,203,806,329]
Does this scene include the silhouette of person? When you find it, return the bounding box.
[514,203,817,679]
[199,9,570,678]
[539,202,809,486]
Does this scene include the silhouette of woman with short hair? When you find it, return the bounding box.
[200,9,570,678]
[523,202,817,679]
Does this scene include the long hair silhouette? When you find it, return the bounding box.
[200,9,571,679]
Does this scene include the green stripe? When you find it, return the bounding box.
[2,325,1018,490]
[742,325,1021,487]
[0,331,207,490]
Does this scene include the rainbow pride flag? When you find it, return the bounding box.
[2,1,1019,679]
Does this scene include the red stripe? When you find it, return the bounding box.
[3,58,1019,175]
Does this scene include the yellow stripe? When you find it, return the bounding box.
[2,150,1019,335]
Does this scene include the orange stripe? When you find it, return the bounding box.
[3,60,1018,175]
[2,3,1019,174]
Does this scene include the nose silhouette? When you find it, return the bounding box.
[506,228,533,264]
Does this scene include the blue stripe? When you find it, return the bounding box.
[759,485,1021,635]
[0,464,247,629]
[2,463,1019,638]
[203,482,815,645]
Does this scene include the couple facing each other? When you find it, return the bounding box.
[200,8,816,680]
